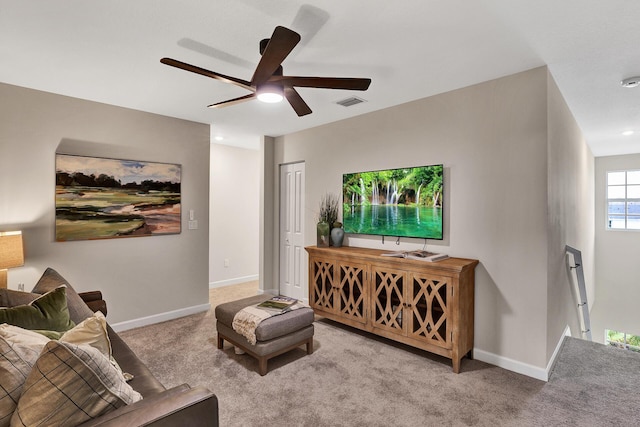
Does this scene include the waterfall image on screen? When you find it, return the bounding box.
[342,164,443,240]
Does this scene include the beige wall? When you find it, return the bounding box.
[0,67,596,377]
[0,83,210,325]
[592,154,640,342]
[260,136,276,294]
[271,67,594,377]
[546,72,595,358]
[209,143,259,286]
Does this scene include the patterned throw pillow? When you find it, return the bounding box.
[0,337,42,427]
[60,312,132,381]
[11,341,142,427]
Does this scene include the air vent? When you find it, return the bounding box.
[336,96,366,107]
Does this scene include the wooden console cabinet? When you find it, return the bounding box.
[306,246,478,373]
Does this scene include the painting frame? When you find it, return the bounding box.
[55,153,182,242]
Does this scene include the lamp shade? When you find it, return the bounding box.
[0,231,24,270]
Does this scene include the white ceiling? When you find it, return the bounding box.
[2,1,639,155]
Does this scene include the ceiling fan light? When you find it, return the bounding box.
[257,92,284,103]
[256,84,284,103]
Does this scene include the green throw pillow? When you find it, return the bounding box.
[0,286,75,332]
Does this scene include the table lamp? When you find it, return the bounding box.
[0,231,24,289]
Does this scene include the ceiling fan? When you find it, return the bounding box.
[161,26,371,117]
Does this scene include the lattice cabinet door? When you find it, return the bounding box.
[406,273,451,349]
[370,267,406,334]
[336,262,367,325]
[309,257,336,313]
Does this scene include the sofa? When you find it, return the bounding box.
[0,268,218,427]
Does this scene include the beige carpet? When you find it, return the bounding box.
[120,282,640,426]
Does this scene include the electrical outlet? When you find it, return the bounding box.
[224,259,230,268]
[18,283,24,292]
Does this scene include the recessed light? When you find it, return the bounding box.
[622,130,635,136]
[621,77,640,88]
[214,136,223,141]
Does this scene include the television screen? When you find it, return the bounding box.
[342,164,443,240]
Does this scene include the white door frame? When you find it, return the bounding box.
[279,161,306,301]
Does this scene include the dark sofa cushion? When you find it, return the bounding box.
[0,289,40,307]
[31,268,95,324]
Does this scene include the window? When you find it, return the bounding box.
[607,170,640,230]
[605,329,640,353]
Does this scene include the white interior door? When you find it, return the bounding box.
[279,162,305,300]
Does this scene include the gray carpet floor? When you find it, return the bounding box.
[120,286,640,426]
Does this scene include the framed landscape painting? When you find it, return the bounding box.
[55,154,181,241]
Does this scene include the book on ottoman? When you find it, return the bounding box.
[257,296,297,313]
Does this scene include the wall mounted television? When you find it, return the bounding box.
[342,164,443,240]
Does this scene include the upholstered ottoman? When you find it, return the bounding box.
[215,294,314,375]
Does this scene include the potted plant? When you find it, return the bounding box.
[317,192,339,247]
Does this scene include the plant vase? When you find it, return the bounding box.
[316,221,330,247]
[330,222,345,247]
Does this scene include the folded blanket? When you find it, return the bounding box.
[232,301,307,345]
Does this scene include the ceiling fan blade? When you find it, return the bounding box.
[284,87,312,117]
[273,76,371,91]
[251,26,301,87]
[161,58,252,91]
[208,93,256,109]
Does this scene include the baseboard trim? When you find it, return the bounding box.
[474,325,571,382]
[209,275,259,289]
[110,303,211,333]
[545,325,572,379]
[473,349,548,381]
